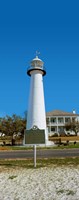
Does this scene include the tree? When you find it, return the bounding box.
[0,114,26,145]
[24,111,27,120]
[65,119,79,136]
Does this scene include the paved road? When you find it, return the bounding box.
[0,149,79,159]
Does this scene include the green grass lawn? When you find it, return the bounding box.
[53,143,79,149]
[0,135,79,150]
[0,157,79,168]
[0,142,79,150]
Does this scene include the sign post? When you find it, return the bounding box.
[34,145,36,168]
[24,128,45,168]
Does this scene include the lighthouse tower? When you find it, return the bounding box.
[25,54,48,145]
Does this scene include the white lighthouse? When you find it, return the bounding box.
[24,54,48,145]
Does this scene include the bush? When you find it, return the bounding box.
[52,133,58,137]
[59,132,66,137]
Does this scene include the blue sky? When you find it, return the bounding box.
[0,0,79,117]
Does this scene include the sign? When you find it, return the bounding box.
[24,128,45,144]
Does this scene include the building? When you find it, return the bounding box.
[46,110,79,136]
